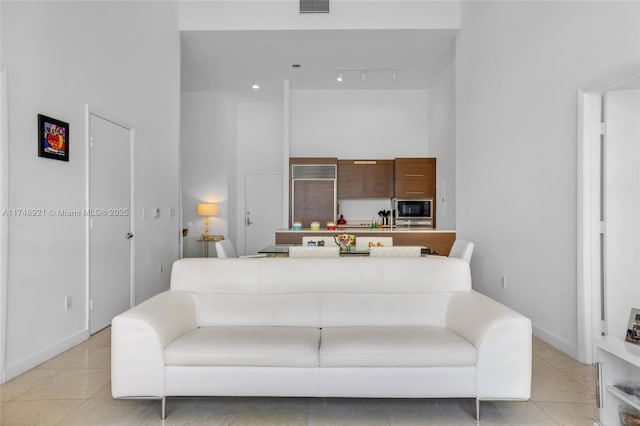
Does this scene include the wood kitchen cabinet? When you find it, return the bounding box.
[394,158,436,199]
[276,230,456,256]
[289,158,337,227]
[337,160,394,199]
[291,180,335,228]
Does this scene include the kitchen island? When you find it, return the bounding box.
[275,228,456,256]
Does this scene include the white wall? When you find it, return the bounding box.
[178,1,461,234]
[428,62,456,230]
[180,93,284,256]
[179,0,460,31]
[181,91,236,257]
[236,102,284,255]
[456,1,640,357]
[290,90,429,158]
[1,1,180,380]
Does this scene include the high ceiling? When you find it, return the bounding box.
[181,29,457,97]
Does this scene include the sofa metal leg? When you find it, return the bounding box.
[161,397,167,420]
[475,398,480,421]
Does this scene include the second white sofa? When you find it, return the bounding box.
[111,256,532,419]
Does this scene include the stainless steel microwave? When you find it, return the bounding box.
[394,198,433,226]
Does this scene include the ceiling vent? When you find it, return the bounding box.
[300,0,329,13]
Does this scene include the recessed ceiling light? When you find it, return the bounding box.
[252,84,260,90]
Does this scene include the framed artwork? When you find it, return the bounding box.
[625,307,640,345]
[38,114,69,161]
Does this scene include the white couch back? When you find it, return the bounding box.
[170,257,471,328]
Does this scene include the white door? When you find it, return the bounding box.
[245,174,282,255]
[604,89,640,339]
[89,114,133,334]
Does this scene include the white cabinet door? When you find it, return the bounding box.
[245,174,282,255]
[89,114,133,333]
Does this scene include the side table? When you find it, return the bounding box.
[198,235,223,257]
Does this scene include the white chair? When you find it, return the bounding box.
[301,236,339,247]
[369,246,422,257]
[449,240,474,263]
[214,239,237,258]
[288,246,340,258]
[215,239,266,258]
[355,236,393,250]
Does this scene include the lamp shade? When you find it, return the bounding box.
[197,203,218,217]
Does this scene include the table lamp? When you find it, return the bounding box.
[197,202,218,238]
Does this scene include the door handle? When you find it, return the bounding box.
[125,232,134,239]
[246,217,253,226]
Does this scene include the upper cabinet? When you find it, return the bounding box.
[337,160,394,199]
[394,158,436,199]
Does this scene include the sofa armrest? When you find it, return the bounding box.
[111,290,196,398]
[446,291,532,400]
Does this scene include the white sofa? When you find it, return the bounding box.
[111,256,532,420]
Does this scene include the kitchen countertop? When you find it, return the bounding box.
[277,228,455,233]
[276,228,456,255]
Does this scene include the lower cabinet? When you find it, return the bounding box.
[593,336,640,426]
[275,231,456,256]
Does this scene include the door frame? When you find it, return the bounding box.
[577,70,640,363]
[85,105,136,332]
[0,71,8,383]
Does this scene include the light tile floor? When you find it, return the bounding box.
[0,328,598,425]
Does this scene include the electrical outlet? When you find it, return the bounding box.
[501,276,507,288]
[64,296,72,311]
[142,208,147,219]
[154,208,160,218]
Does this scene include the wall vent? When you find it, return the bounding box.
[300,0,329,13]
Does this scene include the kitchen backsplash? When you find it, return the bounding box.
[338,199,393,225]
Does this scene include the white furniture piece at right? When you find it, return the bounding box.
[449,240,474,263]
[593,336,640,426]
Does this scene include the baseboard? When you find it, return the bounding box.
[533,323,578,361]
[2,328,89,383]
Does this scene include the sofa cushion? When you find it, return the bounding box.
[319,326,477,367]
[164,326,321,367]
